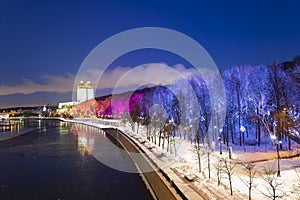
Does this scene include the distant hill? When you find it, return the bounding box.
[0,87,117,109]
[0,91,72,109]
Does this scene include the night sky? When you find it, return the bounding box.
[0,0,299,101]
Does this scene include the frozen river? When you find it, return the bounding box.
[0,119,153,200]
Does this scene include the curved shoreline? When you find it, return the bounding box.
[103,128,183,200]
[60,118,204,200]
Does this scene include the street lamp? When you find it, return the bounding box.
[270,134,281,177]
[219,128,223,155]
[240,125,246,133]
[200,116,205,122]
[276,139,282,177]
[270,134,276,140]
[214,125,217,140]
[240,126,246,152]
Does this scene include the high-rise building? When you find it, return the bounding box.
[77,81,95,102]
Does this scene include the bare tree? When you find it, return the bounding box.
[214,157,223,186]
[240,163,257,200]
[170,136,182,157]
[222,158,236,195]
[162,122,172,151]
[195,132,205,173]
[259,163,283,200]
[246,65,269,146]
[149,104,166,145]
[267,61,298,149]
[203,146,212,179]
[230,65,251,147]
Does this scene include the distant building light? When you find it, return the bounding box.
[240,126,245,132]
[58,102,79,109]
[270,135,276,140]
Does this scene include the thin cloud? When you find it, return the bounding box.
[96,63,197,91]
[0,73,75,95]
[0,64,197,96]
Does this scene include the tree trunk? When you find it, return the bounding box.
[167,136,170,152]
[257,116,261,146]
[236,80,242,146]
[158,130,161,147]
[272,187,276,200]
[154,128,156,144]
[229,176,233,195]
[162,132,165,149]
[137,122,140,133]
[231,121,235,144]
[147,125,150,140]
[197,153,201,173]
[249,186,251,200]
[208,152,211,179]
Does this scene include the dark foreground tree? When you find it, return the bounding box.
[259,163,283,200]
[240,163,257,200]
[222,158,236,195]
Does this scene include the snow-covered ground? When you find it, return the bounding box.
[74,118,300,200]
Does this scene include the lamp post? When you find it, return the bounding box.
[270,134,281,177]
[200,116,205,122]
[276,140,282,177]
[214,125,217,140]
[240,125,246,152]
[219,128,223,154]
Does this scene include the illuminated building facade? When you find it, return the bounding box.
[77,81,95,102]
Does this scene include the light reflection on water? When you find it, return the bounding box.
[74,124,137,172]
[0,119,153,200]
[0,119,32,141]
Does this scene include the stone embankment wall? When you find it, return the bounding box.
[104,128,185,200]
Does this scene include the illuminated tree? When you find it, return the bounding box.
[95,97,111,118]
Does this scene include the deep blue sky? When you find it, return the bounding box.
[0,0,299,87]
